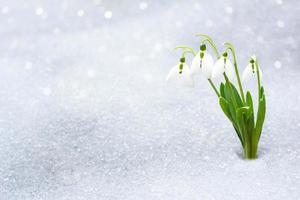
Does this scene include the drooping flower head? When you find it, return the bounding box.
[166,56,194,87]
[212,52,235,81]
[242,55,262,83]
[191,44,214,79]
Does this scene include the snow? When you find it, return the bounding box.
[0,0,300,199]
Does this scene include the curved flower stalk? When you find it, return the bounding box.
[166,34,266,159]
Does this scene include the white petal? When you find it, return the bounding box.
[166,63,194,87]
[166,65,179,82]
[212,58,225,79]
[182,64,194,87]
[224,59,235,81]
[190,53,201,75]
[201,53,214,79]
[242,63,263,83]
[242,64,253,83]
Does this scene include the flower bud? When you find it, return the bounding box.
[180,57,185,63]
[200,44,206,51]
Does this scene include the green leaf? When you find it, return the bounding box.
[222,83,235,121]
[246,91,253,112]
[219,97,232,121]
[247,114,255,138]
[236,106,250,117]
[233,125,244,147]
[254,87,266,144]
[221,82,244,122]
[246,91,254,120]
[219,97,245,147]
[236,107,250,145]
[260,86,265,97]
[220,83,225,98]
[245,91,255,138]
[222,82,243,107]
[227,82,243,107]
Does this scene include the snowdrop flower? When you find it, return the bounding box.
[212,52,235,80]
[242,55,262,83]
[191,44,214,79]
[166,57,194,87]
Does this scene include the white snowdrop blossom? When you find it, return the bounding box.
[242,56,262,83]
[212,53,235,80]
[166,58,194,87]
[191,45,214,79]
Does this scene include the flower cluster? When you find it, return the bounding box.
[166,34,266,159]
[167,45,259,87]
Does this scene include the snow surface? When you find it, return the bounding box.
[0,0,300,199]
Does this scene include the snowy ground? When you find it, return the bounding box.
[0,0,300,199]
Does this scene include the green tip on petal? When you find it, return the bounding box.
[200,52,204,59]
[179,63,184,74]
[222,52,228,57]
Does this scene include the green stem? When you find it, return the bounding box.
[255,59,261,98]
[206,40,220,58]
[244,142,258,159]
[244,58,261,160]
[224,43,246,104]
[175,46,196,56]
[208,79,220,97]
[195,34,221,98]
[195,34,220,58]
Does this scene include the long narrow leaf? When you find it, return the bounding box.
[254,87,266,144]
[246,91,254,121]
[219,97,232,121]
[236,107,250,145]
[228,82,243,107]
[222,84,237,122]
[220,83,226,98]
[233,125,244,147]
